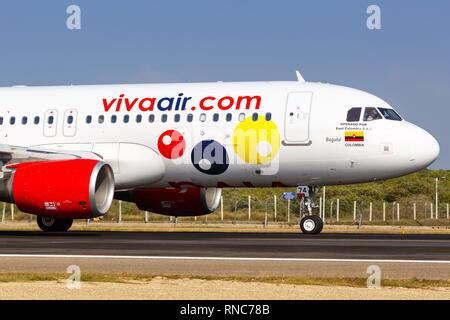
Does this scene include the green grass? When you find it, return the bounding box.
[0,273,449,289]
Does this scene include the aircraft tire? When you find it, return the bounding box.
[37,216,73,232]
[299,215,323,235]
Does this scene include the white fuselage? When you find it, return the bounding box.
[0,81,439,190]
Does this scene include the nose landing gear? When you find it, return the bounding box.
[297,186,323,235]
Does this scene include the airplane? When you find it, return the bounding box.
[0,72,439,234]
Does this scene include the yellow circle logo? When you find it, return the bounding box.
[233,116,280,164]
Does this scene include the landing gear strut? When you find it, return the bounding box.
[37,216,73,232]
[297,186,323,235]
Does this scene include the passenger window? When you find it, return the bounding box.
[10,117,15,125]
[199,113,206,122]
[213,114,219,122]
[226,113,232,122]
[346,108,362,122]
[238,113,245,122]
[363,107,383,122]
[136,115,142,123]
[265,113,272,121]
[148,114,155,123]
[67,115,74,125]
[378,108,402,121]
[187,114,193,123]
[98,115,105,124]
[86,115,92,124]
[161,114,168,123]
[34,116,40,125]
[123,115,130,123]
[111,115,117,123]
[0,117,3,125]
[174,114,180,123]
[252,113,259,121]
[22,117,27,125]
[48,116,54,125]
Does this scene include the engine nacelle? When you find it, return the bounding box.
[1,159,115,219]
[130,187,222,217]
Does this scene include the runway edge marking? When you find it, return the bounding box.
[1,254,450,264]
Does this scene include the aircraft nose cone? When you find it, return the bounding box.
[410,127,440,169]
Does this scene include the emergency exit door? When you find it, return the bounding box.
[284,92,313,144]
[44,109,58,137]
[63,109,78,137]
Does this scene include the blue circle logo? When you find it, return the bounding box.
[191,140,229,175]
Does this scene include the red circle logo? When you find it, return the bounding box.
[157,130,186,159]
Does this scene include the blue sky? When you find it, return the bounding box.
[0,1,449,168]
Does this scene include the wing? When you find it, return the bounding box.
[0,144,102,168]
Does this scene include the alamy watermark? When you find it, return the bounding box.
[367,5,382,30]
[66,5,81,30]
[66,265,81,289]
[367,265,382,289]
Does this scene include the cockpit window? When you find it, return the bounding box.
[346,108,362,122]
[363,107,383,122]
[378,108,402,121]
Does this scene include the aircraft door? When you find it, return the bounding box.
[284,92,313,144]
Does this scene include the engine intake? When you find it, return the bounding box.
[1,159,115,219]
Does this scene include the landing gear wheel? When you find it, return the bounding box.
[37,217,73,232]
[300,215,323,235]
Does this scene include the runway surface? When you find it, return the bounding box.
[1,231,450,260]
[1,231,450,279]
